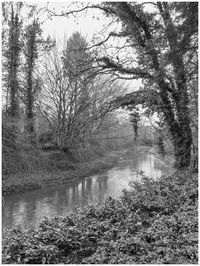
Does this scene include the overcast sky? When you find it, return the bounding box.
[38,2,142,95]
[38,2,109,47]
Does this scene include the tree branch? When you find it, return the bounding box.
[97,56,154,79]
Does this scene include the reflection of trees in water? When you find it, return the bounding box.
[3,195,38,230]
[81,180,85,195]
[13,202,27,229]
[68,178,95,208]
[71,176,109,207]
[96,175,109,202]
[62,188,70,209]
[3,153,164,230]
[72,185,79,205]
[132,154,163,179]
[3,200,15,229]
[52,191,64,215]
[26,199,37,228]
[34,189,61,225]
[68,187,73,207]
[4,154,160,230]
[76,179,88,208]
[85,178,93,201]
[97,175,108,193]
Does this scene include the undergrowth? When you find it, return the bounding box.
[2,171,198,264]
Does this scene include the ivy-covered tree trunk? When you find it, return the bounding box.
[97,2,196,169]
[130,111,140,144]
[3,3,22,149]
[26,67,35,135]
[8,4,21,118]
[157,135,166,156]
[24,20,40,143]
[157,2,193,169]
[157,79,192,169]
[172,92,192,169]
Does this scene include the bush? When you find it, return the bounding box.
[2,171,198,264]
[37,131,54,144]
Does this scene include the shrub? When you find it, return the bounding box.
[37,131,54,144]
[2,171,198,264]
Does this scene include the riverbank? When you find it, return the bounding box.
[2,148,130,195]
[2,170,198,264]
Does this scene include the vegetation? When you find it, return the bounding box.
[2,3,129,188]
[157,136,166,156]
[2,170,198,264]
[89,2,197,169]
[2,148,127,195]
[2,2,198,180]
[3,2,22,119]
[2,118,133,194]
[1,3,198,264]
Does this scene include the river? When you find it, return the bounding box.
[3,149,166,231]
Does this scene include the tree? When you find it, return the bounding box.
[157,136,166,156]
[3,2,23,118]
[62,32,94,145]
[129,109,140,144]
[23,19,42,142]
[46,2,198,168]
[37,41,123,151]
[92,2,198,169]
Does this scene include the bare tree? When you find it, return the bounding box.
[37,44,124,151]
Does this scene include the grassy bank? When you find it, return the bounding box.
[2,170,198,264]
[2,149,128,195]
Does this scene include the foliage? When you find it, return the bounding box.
[2,171,198,264]
[95,2,198,169]
[2,142,125,195]
[2,2,23,117]
[22,19,42,140]
[2,3,55,144]
[37,131,54,144]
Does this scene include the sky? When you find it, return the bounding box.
[36,2,143,121]
[37,2,142,92]
[38,1,156,44]
[38,2,111,47]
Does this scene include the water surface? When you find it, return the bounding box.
[3,149,164,230]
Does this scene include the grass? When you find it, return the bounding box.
[2,148,127,195]
[2,170,198,264]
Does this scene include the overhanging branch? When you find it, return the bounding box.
[97,57,154,79]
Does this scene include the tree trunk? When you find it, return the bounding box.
[158,80,192,169]
[9,5,20,118]
[26,65,35,144]
[173,132,192,169]
[157,2,193,168]
[24,20,38,144]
